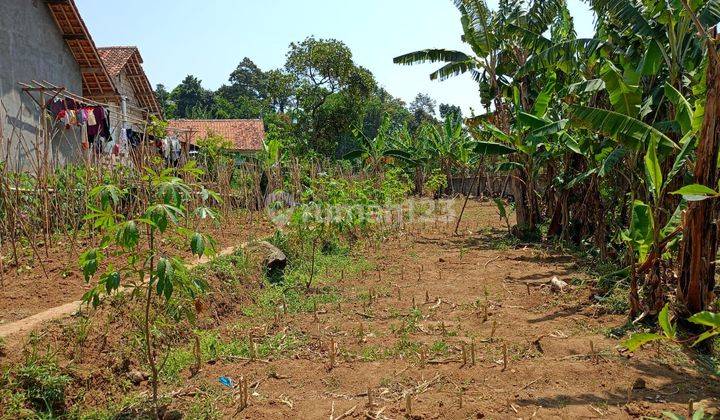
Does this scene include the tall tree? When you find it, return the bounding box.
[154,84,175,118]
[264,69,297,113]
[439,103,463,121]
[227,57,266,100]
[169,75,214,118]
[408,93,437,133]
[285,36,376,155]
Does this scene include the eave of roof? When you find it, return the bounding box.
[45,0,118,100]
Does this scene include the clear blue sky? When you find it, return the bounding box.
[76,0,595,116]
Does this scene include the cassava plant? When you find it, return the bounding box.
[79,162,218,418]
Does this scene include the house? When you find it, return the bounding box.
[167,119,266,155]
[0,0,159,171]
[98,46,162,121]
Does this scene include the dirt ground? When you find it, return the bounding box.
[2,200,719,419]
[0,210,273,324]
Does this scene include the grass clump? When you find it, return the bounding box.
[0,349,72,417]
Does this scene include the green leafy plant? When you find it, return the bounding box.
[0,346,71,417]
[424,169,448,198]
[623,303,720,351]
[79,162,219,417]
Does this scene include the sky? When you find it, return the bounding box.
[75,0,596,116]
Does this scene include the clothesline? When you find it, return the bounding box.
[21,80,151,127]
[39,79,151,116]
[17,80,192,167]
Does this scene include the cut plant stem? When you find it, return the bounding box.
[470,341,476,366]
[405,393,412,417]
[237,375,249,411]
[502,343,508,372]
[490,320,497,341]
[249,335,256,360]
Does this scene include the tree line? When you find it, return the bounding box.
[154,36,463,159]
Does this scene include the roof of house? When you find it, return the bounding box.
[98,47,162,116]
[97,47,137,77]
[167,119,266,151]
[46,0,117,99]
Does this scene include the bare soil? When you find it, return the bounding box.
[1,200,718,419]
[0,210,273,324]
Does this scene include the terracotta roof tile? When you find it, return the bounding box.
[97,46,162,117]
[97,47,137,77]
[167,119,265,151]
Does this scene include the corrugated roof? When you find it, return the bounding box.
[168,119,265,151]
[98,47,162,116]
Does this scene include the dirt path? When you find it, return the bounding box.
[0,246,242,338]
[166,201,719,418]
[0,211,272,324]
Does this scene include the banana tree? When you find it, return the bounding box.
[388,125,431,195]
[393,0,507,123]
[453,137,518,234]
[673,3,720,314]
[342,119,415,176]
[422,117,474,193]
[569,74,702,317]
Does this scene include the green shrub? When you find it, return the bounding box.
[1,352,71,417]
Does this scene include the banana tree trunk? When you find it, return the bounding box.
[511,168,534,238]
[414,167,424,196]
[677,46,720,314]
